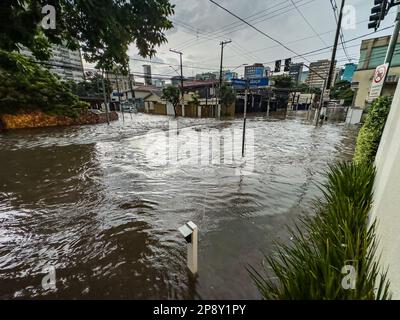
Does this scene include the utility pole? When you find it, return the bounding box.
[101,69,110,125]
[242,82,249,157]
[383,5,400,84]
[219,40,232,119]
[170,49,185,117]
[115,72,124,122]
[315,0,345,127]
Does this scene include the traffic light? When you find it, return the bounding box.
[284,58,292,72]
[275,60,281,73]
[368,0,389,30]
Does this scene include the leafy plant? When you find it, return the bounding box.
[0,49,88,117]
[162,86,181,117]
[250,162,391,300]
[353,96,392,165]
[330,80,354,106]
[272,75,294,89]
[0,0,175,69]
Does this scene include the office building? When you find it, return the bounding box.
[244,63,265,79]
[21,44,84,82]
[341,63,358,82]
[306,59,335,89]
[352,35,400,108]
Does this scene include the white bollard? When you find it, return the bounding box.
[178,221,198,274]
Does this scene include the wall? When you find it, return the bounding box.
[0,111,118,130]
[371,80,400,298]
[352,67,400,108]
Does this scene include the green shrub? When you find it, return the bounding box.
[250,162,391,300]
[353,96,392,165]
[0,49,88,117]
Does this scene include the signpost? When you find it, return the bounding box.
[368,63,389,102]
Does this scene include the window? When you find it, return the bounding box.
[368,46,387,69]
[358,49,367,70]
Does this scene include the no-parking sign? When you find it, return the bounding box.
[367,63,389,102]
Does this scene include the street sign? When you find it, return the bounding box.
[249,78,269,88]
[231,78,269,89]
[231,78,247,89]
[368,63,389,102]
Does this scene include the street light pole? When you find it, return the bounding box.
[315,0,346,127]
[219,40,232,119]
[170,49,185,117]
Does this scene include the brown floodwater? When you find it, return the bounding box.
[0,114,358,299]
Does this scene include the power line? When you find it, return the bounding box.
[209,0,316,63]
[173,0,316,52]
[290,0,328,46]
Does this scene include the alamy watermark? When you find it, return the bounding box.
[41,5,56,30]
[341,264,357,290]
[138,120,255,175]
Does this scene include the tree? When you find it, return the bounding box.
[0,0,175,70]
[0,49,88,116]
[220,84,235,110]
[271,75,293,89]
[330,80,355,106]
[162,86,180,117]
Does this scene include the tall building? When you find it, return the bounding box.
[352,35,400,108]
[143,65,152,86]
[341,63,358,82]
[195,72,217,81]
[289,63,304,85]
[299,71,309,83]
[306,59,335,89]
[244,63,265,79]
[21,44,84,82]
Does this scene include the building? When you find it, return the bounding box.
[21,44,84,82]
[333,67,343,84]
[195,72,217,81]
[244,63,265,79]
[289,63,304,85]
[143,65,152,86]
[352,35,400,108]
[171,76,183,87]
[341,63,357,82]
[306,59,335,89]
[299,71,309,83]
[152,78,166,88]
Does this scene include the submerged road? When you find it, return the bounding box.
[0,114,358,299]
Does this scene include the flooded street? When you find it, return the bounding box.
[0,114,358,299]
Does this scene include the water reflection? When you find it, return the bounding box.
[0,115,358,299]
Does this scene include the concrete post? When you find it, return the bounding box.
[178,221,198,274]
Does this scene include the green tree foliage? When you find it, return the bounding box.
[0,0,174,70]
[330,80,355,106]
[220,84,235,108]
[353,96,392,166]
[250,161,391,300]
[296,82,321,95]
[0,49,88,117]
[162,86,180,117]
[272,75,293,89]
[68,74,111,98]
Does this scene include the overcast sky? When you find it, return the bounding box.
[95,0,397,82]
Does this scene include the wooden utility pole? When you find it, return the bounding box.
[315,0,346,126]
[170,49,184,117]
[219,40,231,119]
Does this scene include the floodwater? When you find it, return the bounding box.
[0,114,358,299]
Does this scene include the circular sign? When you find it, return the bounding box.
[373,64,387,84]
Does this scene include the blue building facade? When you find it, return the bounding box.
[341,63,357,83]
